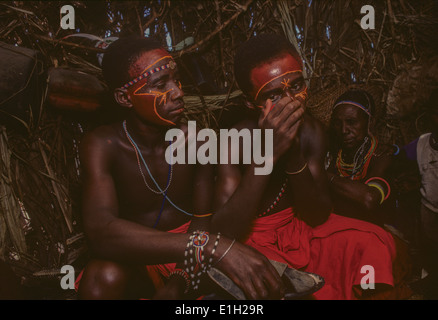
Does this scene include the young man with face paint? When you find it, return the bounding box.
[77,36,292,300]
[213,33,332,240]
[326,90,396,226]
[211,34,412,300]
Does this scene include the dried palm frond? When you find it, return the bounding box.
[0,127,27,259]
[184,90,243,128]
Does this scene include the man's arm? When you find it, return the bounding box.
[81,128,284,299]
[284,114,332,227]
[328,151,393,212]
[211,97,304,240]
[212,161,271,239]
[80,129,190,264]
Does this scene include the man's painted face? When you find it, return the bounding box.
[249,54,307,108]
[124,49,185,126]
[331,104,369,151]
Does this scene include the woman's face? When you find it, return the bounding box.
[331,104,369,151]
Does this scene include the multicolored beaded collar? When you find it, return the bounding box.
[336,134,378,181]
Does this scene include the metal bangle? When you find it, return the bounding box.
[214,239,236,266]
[285,162,308,175]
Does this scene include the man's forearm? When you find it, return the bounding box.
[85,217,190,264]
[328,173,382,211]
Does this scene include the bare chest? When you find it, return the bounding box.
[111,140,197,227]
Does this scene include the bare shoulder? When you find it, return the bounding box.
[79,123,122,168]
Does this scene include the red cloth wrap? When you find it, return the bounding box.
[244,207,398,300]
[145,222,191,290]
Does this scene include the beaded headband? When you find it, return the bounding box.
[121,56,177,89]
[333,101,371,117]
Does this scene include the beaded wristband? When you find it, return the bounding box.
[184,233,196,291]
[184,231,212,291]
[168,269,191,294]
[193,231,209,267]
[207,233,221,268]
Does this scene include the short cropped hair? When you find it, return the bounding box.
[102,36,164,90]
[233,33,302,97]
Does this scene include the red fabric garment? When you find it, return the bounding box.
[145,222,191,290]
[74,221,191,293]
[244,207,400,300]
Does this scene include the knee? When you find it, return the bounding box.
[78,260,130,300]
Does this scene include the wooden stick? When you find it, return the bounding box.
[176,0,254,57]
[33,34,105,53]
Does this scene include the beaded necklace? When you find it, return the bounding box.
[258,178,288,217]
[123,120,173,194]
[123,120,173,227]
[336,134,378,181]
[123,120,208,218]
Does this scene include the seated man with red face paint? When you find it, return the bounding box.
[211,34,412,300]
[77,36,295,300]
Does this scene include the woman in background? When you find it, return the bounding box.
[326,89,396,226]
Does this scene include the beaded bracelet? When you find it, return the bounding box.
[168,269,191,294]
[183,231,224,292]
[193,231,209,267]
[207,233,221,269]
[184,231,212,291]
[184,233,196,291]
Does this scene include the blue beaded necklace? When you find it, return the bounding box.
[123,120,196,224]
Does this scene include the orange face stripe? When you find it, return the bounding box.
[295,87,308,101]
[132,87,176,126]
[254,70,303,101]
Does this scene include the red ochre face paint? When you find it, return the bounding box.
[126,49,181,126]
[250,54,306,107]
[129,85,176,126]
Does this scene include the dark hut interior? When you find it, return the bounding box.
[0,0,437,300]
